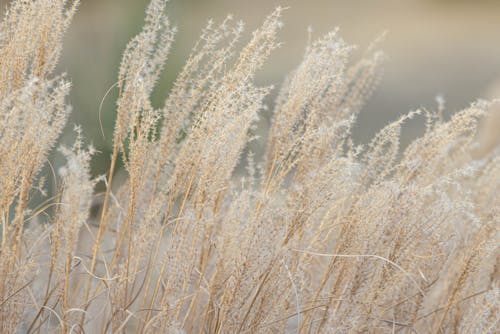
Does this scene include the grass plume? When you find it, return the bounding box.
[0,0,498,333]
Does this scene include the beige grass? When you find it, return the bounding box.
[0,0,498,333]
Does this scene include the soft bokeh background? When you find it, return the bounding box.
[2,0,500,179]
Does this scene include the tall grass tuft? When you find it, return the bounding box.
[0,0,498,333]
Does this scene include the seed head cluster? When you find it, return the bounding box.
[0,0,498,333]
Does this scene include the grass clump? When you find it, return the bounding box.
[0,0,498,333]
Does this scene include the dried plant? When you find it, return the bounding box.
[0,0,498,333]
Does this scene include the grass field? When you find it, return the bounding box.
[0,0,498,332]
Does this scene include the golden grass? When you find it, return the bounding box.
[0,0,498,333]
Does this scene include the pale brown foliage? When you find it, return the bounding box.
[0,0,498,333]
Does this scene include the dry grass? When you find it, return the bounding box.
[0,0,498,333]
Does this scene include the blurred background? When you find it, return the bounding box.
[2,0,500,180]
